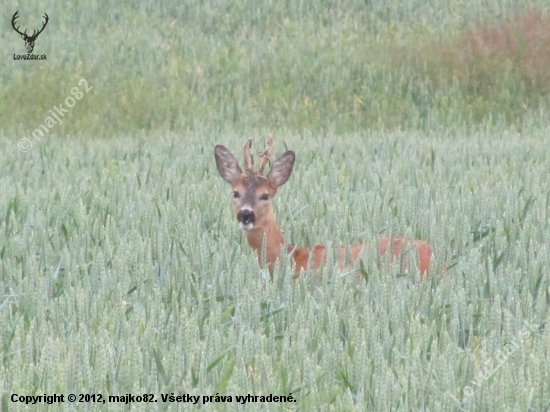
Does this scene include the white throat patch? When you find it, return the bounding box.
[239,222,253,231]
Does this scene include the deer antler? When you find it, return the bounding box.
[257,134,274,175]
[11,11,48,40]
[242,138,254,174]
[30,13,49,40]
[11,11,26,37]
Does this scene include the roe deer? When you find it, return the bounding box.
[214,137,432,278]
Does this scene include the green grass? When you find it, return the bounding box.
[1,127,550,410]
[2,0,550,410]
[1,1,549,135]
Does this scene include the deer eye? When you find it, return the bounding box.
[233,191,241,198]
[259,194,269,201]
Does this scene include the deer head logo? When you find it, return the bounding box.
[11,11,49,54]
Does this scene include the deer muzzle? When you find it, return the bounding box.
[237,209,255,230]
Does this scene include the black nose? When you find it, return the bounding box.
[237,209,255,225]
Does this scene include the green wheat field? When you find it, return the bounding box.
[1,0,550,410]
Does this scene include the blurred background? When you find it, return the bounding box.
[2,0,549,136]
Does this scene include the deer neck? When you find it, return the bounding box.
[243,211,284,272]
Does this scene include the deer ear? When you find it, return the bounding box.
[215,145,242,185]
[267,151,295,188]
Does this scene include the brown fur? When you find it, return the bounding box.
[288,238,431,279]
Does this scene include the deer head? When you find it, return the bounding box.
[214,136,295,232]
[12,11,49,54]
